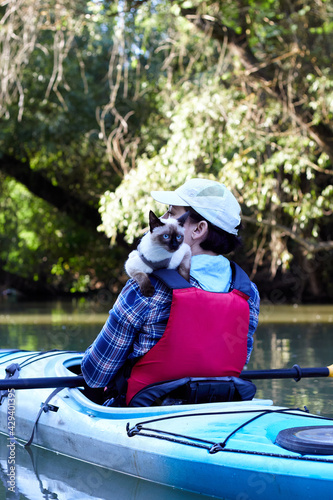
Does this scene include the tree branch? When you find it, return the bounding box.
[242,215,333,254]
[0,154,102,230]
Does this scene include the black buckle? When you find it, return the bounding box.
[41,403,59,413]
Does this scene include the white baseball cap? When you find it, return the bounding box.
[151,178,241,235]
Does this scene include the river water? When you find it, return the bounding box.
[0,300,332,499]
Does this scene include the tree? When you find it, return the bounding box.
[0,0,123,293]
[0,0,332,301]
[100,0,333,301]
[0,0,171,294]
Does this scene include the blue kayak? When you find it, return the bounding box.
[1,349,333,500]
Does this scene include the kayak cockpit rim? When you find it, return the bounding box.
[52,351,275,419]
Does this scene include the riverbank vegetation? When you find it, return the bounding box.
[0,0,332,303]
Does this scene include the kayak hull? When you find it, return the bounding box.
[1,350,333,500]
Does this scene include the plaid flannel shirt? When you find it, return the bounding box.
[81,274,260,388]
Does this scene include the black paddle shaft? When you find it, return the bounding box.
[240,365,330,381]
[0,376,85,390]
[0,365,331,390]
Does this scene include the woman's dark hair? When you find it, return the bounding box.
[187,207,242,255]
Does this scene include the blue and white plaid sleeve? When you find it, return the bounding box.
[246,281,260,364]
[81,280,149,387]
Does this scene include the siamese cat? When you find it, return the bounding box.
[125,210,191,297]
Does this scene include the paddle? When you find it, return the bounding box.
[240,363,333,381]
[0,363,332,390]
[0,375,85,390]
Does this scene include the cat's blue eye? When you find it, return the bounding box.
[176,235,182,240]
[163,234,170,239]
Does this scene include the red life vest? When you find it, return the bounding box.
[126,263,251,405]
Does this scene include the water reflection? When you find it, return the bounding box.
[247,322,333,417]
[0,434,211,500]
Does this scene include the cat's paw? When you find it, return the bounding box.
[140,282,155,297]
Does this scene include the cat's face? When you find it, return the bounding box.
[149,210,188,252]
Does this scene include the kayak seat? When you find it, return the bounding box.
[128,376,256,407]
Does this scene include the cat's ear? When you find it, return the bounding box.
[149,210,164,231]
[177,211,190,227]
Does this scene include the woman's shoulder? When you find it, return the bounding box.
[116,276,172,308]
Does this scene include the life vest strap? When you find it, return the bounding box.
[153,262,252,296]
[230,262,252,297]
[152,269,193,289]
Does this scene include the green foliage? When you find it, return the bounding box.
[0,0,129,292]
[100,78,332,269]
[0,176,120,292]
[99,0,333,297]
[0,0,332,300]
